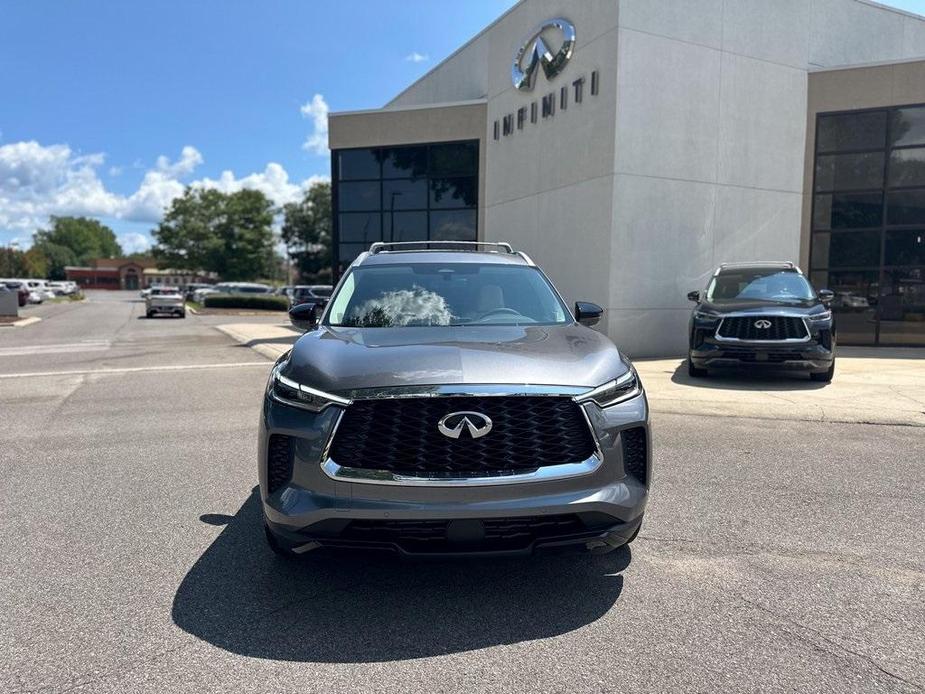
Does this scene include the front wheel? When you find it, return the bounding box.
[688,355,708,378]
[811,359,835,382]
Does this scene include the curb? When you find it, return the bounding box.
[215,324,291,361]
[8,316,42,328]
[186,303,199,315]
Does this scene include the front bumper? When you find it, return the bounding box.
[258,390,650,557]
[690,340,834,371]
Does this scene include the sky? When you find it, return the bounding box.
[2,0,925,254]
[0,0,517,253]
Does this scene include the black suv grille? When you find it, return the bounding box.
[717,316,807,341]
[329,396,596,475]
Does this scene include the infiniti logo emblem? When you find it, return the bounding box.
[754,319,772,329]
[437,411,493,440]
[512,17,576,91]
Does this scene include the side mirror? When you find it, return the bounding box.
[818,289,835,304]
[575,301,604,327]
[289,302,318,331]
[687,290,701,303]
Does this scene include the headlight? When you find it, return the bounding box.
[809,310,833,322]
[269,362,352,412]
[577,367,642,408]
[694,310,721,321]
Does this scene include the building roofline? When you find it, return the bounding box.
[809,55,925,73]
[331,98,487,118]
[852,0,925,22]
[383,0,528,108]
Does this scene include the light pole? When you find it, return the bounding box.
[7,240,20,276]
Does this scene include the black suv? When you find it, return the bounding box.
[686,262,836,382]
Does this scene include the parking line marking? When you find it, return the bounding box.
[0,362,271,379]
[0,341,111,357]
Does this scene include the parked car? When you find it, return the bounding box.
[290,284,333,309]
[214,282,273,295]
[275,286,295,300]
[261,241,650,559]
[145,286,186,318]
[192,286,218,304]
[686,261,836,382]
[47,281,69,296]
[24,280,55,301]
[184,283,213,302]
[1,280,30,307]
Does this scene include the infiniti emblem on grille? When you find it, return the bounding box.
[754,319,772,329]
[437,412,493,440]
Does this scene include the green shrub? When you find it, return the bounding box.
[203,294,290,311]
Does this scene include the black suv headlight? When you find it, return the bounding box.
[269,362,352,412]
[693,309,721,322]
[577,367,642,408]
[808,310,833,323]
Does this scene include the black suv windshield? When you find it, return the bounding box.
[327,263,570,327]
[706,269,816,303]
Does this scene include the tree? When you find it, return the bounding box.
[281,181,332,283]
[153,187,276,281]
[28,242,77,280]
[33,216,121,266]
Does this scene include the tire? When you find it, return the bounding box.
[146,310,154,318]
[264,522,298,560]
[179,311,186,319]
[687,355,708,378]
[811,359,835,383]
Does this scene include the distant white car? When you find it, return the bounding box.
[24,280,55,301]
[47,281,71,296]
[145,287,186,318]
[192,287,218,303]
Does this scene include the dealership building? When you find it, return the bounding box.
[328,0,925,354]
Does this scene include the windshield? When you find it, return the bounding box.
[326,263,570,327]
[707,269,816,303]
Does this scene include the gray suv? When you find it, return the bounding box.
[259,242,651,558]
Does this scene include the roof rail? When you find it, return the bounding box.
[719,261,796,269]
[368,241,516,255]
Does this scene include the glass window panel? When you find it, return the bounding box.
[383,179,428,210]
[880,266,925,339]
[384,211,428,242]
[890,107,925,147]
[889,147,925,187]
[430,209,477,241]
[382,146,427,179]
[825,270,880,345]
[429,142,479,176]
[888,190,925,225]
[430,177,478,209]
[339,213,381,243]
[338,181,380,212]
[879,267,925,344]
[814,152,884,191]
[817,111,887,152]
[337,149,380,180]
[828,231,881,268]
[885,229,925,266]
[811,233,830,269]
[813,193,883,230]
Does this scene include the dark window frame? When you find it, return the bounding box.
[810,102,925,345]
[331,140,479,279]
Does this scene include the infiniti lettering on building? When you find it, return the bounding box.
[495,17,599,141]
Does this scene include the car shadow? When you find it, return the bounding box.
[172,488,630,663]
[669,361,830,391]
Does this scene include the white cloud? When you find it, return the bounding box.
[108,165,123,177]
[300,93,329,155]
[405,52,429,63]
[119,232,153,254]
[0,139,329,239]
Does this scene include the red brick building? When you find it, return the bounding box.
[65,258,214,290]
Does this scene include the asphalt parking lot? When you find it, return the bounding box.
[1,291,923,693]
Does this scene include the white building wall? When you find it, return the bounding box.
[610,0,925,356]
[375,0,925,357]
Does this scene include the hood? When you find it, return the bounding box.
[284,324,628,394]
[699,298,821,314]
